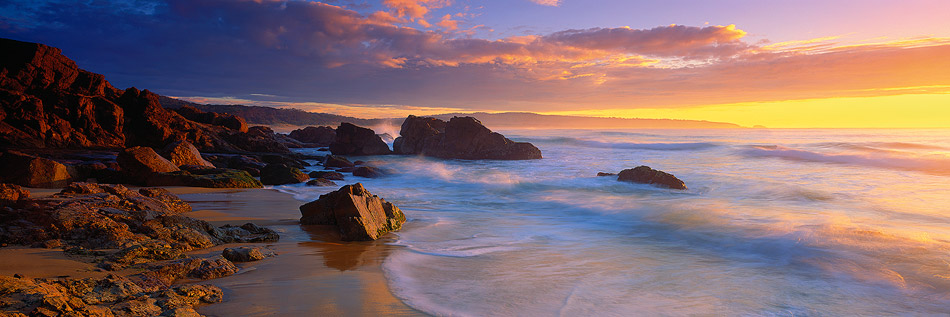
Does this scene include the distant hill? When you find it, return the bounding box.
[430,112,742,129]
[158,96,389,127]
[159,97,742,130]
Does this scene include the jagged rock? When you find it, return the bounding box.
[160,141,214,168]
[0,151,71,188]
[172,105,248,133]
[223,126,291,153]
[0,183,30,204]
[617,166,687,190]
[596,172,616,176]
[288,126,336,146]
[352,166,385,178]
[306,178,337,187]
[259,163,309,185]
[308,171,344,180]
[117,146,179,184]
[147,168,263,188]
[393,115,542,160]
[324,155,355,168]
[299,183,406,241]
[221,247,266,262]
[329,123,392,156]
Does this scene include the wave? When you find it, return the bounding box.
[741,145,950,175]
[523,136,718,151]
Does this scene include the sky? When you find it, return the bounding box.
[1,0,949,128]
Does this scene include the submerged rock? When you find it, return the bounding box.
[308,171,344,180]
[596,172,616,177]
[222,247,267,262]
[306,178,337,187]
[393,115,542,160]
[329,122,392,156]
[617,166,687,190]
[299,183,406,241]
[352,166,386,178]
[324,155,355,168]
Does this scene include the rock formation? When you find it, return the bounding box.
[173,105,248,132]
[160,140,215,168]
[116,146,180,184]
[299,183,406,241]
[0,150,72,187]
[393,115,542,160]
[617,166,687,190]
[289,126,336,146]
[329,122,392,156]
[259,163,309,185]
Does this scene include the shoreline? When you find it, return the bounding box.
[177,187,422,316]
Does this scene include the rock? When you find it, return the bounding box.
[0,183,30,204]
[306,178,337,187]
[117,146,180,184]
[172,105,248,133]
[226,155,267,176]
[352,166,385,178]
[308,171,344,180]
[337,167,356,173]
[259,164,309,185]
[329,123,392,156]
[147,168,263,188]
[299,183,406,241]
[160,141,215,168]
[393,115,542,160]
[223,126,291,154]
[260,153,309,169]
[288,126,336,146]
[596,172,616,176]
[0,151,72,188]
[324,155,355,168]
[617,166,687,190]
[221,247,266,262]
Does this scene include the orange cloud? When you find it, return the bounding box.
[436,14,459,30]
[528,0,561,6]
[382,0,450,20]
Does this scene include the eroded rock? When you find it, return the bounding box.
[617,166,687,190]
[299,183,406,241]
[329,123,391,156]
[393,115,542,160]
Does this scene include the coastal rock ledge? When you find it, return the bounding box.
[299,183,406,241]
[617,166,687,190]
[393,115,542,160]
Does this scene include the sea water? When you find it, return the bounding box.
[276,128,950,316]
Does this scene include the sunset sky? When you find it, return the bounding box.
[2,0,949,127]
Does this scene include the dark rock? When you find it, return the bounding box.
[0,151,71,188]
[172,105,248,133]
[259,164,309,185]
[261,153,308,169]
[329,123,392,156]
[352,166,386,178]
[596,172,616,176]
[221,247,266,262]
[117,146,180,184]
[306,178,337,187]
[160,141,214,168]
[393,115,542,160]
[324,155,354,168]
[337,167,356,173]
[223,126,291,153]
[226,155,267,176]
[288,126,336,146]
[0,183,30,204]
[299,183,406,241]
[147,168,263,188]
[308,171,344,180]
[617,166,687,190]
[317,147,329,151]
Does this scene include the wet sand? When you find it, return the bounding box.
[178,188,423,316]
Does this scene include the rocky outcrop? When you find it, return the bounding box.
[259,163,309,185]
[222,247,267,262]
[393,115,542,160]
[0,38,287,153]
[147,168,263,188]
[329,122,392,156]
[116,146,179,184]
[299,183,406,241]
[289,126,336,146]
[0,150,71,187]
[223,126,292,153]
[173,105,248,133]
[0,183,30,204]
[160,140,215,168]
[617,166,687,190]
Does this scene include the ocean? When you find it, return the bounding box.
[276,128,950,315]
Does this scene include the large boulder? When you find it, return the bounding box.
[288,126,336,146]
[160,140,215,168]
[259,163,309,185]
[329,122,392,156]
[617,166,687,190]
[393,115,542,160]
[116,146,179,184]
[299,183,406,241]
[0,151,72,188]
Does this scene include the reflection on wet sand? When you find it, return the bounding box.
[176,189,423,317]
